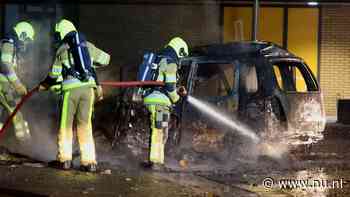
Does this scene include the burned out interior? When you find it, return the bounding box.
[191,63,238,111]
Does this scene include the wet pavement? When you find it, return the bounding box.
[0,165,200,197]
[1,123,350,197]
[0,161,255,197]
[194,122,350,197]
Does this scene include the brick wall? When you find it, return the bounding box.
[320,6,350,116]
[78,4,221,81]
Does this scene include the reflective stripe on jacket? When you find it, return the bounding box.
[143,57,179,106]
[0,42,19,83]
[48,41,110,91]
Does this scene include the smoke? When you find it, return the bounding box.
[0,85,59,162]
[18,92,59,162]
[0,17,59,162]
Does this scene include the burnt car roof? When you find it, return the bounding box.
[188,41,302,62]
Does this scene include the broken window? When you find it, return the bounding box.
[273,61,318,92]
[192,63,238,112]
[273,65,284,90]
[243,65,258,93]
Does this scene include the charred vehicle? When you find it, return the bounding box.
[180,41,325,146]
[107,41,325,157]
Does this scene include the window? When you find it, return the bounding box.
[273,61,318,92]
[192,63,238,112]
[193,63,236,97]
[295,68,308,92]
[273,65,283,90]
[243,65,258,93]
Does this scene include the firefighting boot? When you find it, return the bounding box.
[62,161,72,170]
[141,161,166,171]
[141,160,153,169]
[80,164,97,172]
[48,160,72,170]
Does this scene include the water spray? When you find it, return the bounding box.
[186,96,260,143]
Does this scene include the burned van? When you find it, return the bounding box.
[179,41,326,145]
[107,41,325,155]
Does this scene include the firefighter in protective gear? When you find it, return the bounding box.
[40,19,110,172]
[0,21,35,141]
[143,37,188,169]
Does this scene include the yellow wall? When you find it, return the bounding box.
[287,8,319,90]
[223,7,319,91]
[258,8,284,46]
[223,7,252,42]
[223,7,283,45]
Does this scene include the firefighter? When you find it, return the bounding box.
[0,21,34,141]
[143,37,188,170]
[39,19,110,172]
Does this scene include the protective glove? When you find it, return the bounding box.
[49,84,62,95]
[14,82,27,96]
[38,85,48,91]
[177,86,187,97]
[95,85,103,101]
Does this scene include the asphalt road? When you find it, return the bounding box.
[1,123,350,197]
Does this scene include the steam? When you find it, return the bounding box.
[0,18,59,162]
[256,141,289,159]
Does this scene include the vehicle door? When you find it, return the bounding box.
[272,60,326,138]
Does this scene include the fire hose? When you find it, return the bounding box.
[0,81,165,137]
[0,85,40,136]
[100,81,164,88]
